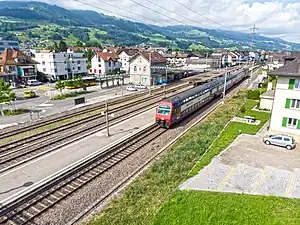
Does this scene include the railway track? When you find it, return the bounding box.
[0,81,189,141]
[0,84,191,172]
[0,68,258,225]
[0,124,165,225]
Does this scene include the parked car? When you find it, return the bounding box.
[24,90,37,98]
[126,85,137,91]
[263,134,296,150]
[27,79,42,86]
[135,84,147,89]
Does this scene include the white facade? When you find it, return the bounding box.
[0,40,19,52]
[89,54,121,75]
[270,76,300,135]
[129,55,166,86]
[33,52,88,80]
[118,51,131,73]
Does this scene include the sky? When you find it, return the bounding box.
[7,0,300,43]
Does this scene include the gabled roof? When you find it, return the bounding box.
[96,52,119,62]
[0,48,39,66]
[129,51,167,63]
[270,58,300,77]
[117,48,139,57]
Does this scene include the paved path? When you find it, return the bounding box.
[180,133,300,199]
[0,108,156,202]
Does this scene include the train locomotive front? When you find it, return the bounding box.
[155,100,173,128]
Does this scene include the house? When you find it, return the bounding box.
[0,48,38,85]
[267,52,288,70]
[117,48,138,73]
[67,47,102,53]
[102,46,120,54]
[259,90,275,110]
[33,50,88,81]
[89,52,121,75]
[0,40,19,53]
[269,57,300,136]
[129,51,167,86]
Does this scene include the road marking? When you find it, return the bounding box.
[0,108,156,179]
[217,166,237,191]
[39,104,53,107]
[251,167,267,194]
[285,172,296,198]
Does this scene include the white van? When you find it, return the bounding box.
[27,79,40,86]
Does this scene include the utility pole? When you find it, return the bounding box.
[250,24,259,50]
[164,66,167,99]
[149,52,152,95]
[105,97,110,137]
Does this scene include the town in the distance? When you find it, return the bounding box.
[1,3,300,225]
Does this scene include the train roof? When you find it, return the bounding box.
[168,69,244,104]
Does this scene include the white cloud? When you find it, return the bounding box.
[6,0,300,43]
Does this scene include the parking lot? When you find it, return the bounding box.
[181,132,300,198]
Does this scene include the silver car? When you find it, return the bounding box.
[263,134,296,150]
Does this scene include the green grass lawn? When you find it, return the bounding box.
[153,190,300,225]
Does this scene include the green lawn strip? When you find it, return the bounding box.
[3,109,30,116]
[153,190,300,225]
[86,97,246,225]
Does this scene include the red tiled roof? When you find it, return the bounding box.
[96,52,119,62]
[0,48,39,66]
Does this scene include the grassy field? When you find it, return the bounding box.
[86,94,246,225]
[153,190,300,225]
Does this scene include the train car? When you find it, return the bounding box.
[155,69,247,128]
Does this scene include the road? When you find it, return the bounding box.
[1,79,143,127]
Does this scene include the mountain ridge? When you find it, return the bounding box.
[0,1,299,51]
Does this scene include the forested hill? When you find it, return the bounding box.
[0,1,299,51]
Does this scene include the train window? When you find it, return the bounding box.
[158,105,171,115]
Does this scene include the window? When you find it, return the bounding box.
[284,138,291,142]
[138,58,142,63]
[287,118,297,128]
[272,136,282,140]
[99,64,101,67]
[43,68,46,72]
[139,67,141,71]
[64,61,67,64]
[53,55,56,59]
[108,61,111,67]
[0,42,3,45]
[295,79,300,89]
[77,61,80,64]
[291,99,300,109]
[54,69,57,72]
[73,67,75,70]
[65,68,67,71]
[158,105,171,115]
[78,67,81,70]
[42,61,45,65]
[143,66,147,72]
[134,66,137,72]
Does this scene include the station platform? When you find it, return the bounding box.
[0,108,156,202]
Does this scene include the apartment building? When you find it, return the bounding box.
[89,52,121,75]
[129,51,167,86]
[270,54,300,135]
[33,51,88,80]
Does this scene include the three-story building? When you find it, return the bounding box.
[270,54,300,135]
[89,52,121,75]
[129,51,167,86]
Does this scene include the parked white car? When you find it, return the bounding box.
[27,79,41,86]
[126,85,137,91]
[135,84,147,89]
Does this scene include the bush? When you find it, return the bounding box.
[247,90,261,100]
[240,105,246,113]
[51,91,88,100]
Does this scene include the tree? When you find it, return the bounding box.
[74,76,83,90]
[58,40,68,52]
[0,80,15,103]
[86,49,93,65]
[55,80,65,95]
[75,40,83,47]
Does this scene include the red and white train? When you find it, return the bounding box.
[155,69,248,128]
